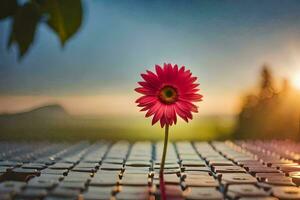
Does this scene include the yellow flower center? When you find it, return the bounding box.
[158,86,178,104]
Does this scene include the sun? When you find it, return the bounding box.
[292,72,300,90]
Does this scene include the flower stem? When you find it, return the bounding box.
[159,124,169,200]
[160,124,169,175]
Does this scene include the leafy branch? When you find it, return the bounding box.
[1,0,83,60]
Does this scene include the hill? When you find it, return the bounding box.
[0,104,69,120]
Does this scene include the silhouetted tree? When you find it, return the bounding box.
[259,64,275,99]
[234,64,299,140]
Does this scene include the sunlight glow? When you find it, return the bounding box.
[292,72,300,90]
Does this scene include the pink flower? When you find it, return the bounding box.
[135,63,203,127]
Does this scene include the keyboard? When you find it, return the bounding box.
[1,141,300,200]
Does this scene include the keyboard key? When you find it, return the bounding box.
[123,167,151,175]
[181,171,211,179]
[184,178,219,187]
[237,160,262,167]
[16,188,48,199]
[183,174,218,187]
[265,177,296,186]
[220,173,257,185]
[90,173,119,186]
[0,181,25,194]
[154,168,181,175]
[37,174,64,181]
[85,186,116,199]
[102,158,124,165]
[213,166,247,173]
[125,161,151,167]
[154,163,179,169]
[154,160,179,165]
[49,163,74,170]
[279,166,300,173]
[226,184,269,199]
[63,172,91,182]
[82,192,112,200]
[76,162,99,168]
[0,161,22,167]
[40,169,68,175]
[181,160,206,167]
[35,158,55,165]
[71,167,95,173]
[208,160,234,166]
[247,167,279,175]
[9,168,40,181]
[21,163,46,170]
[255,173,285,182]
[116,186,150,200]
[183,187,223,200]
[272,186,300,199]
[27,177,58,189]
[120,174,150,186]
[183,166,211,173]
[100,163,124,171]
[50,187,80,198]
[59,181,86,190]
[155,174,180,185]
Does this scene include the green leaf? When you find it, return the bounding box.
[7,2,40,59]
[0,0,18,20]
[41,0,83,46]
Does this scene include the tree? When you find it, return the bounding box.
[234,64,299,140]
[259,64,275,99]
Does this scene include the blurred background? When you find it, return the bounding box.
[1,0,300,141]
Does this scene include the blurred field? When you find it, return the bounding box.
[2,66,300,141]
[0,105,235,141]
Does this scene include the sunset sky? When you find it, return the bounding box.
[1,0,300,116]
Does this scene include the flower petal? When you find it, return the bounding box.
[135,96,156,104]
[160,116,166,128]
[141,73,160,89]
[145,101,161,117]
[152,104,164,125]
[135,87,155,95]
[176,101,193,119]
[174,104,189,122]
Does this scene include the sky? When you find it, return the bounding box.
[1,0,300,116]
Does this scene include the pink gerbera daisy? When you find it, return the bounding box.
[135,63,203,128]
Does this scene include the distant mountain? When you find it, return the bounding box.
[0,104,74,140]
[0,104,69,122]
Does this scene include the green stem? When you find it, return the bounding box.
[160,124,169,176]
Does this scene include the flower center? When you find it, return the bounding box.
[158,86,178,104]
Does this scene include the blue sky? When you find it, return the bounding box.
[1,0,300,115]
